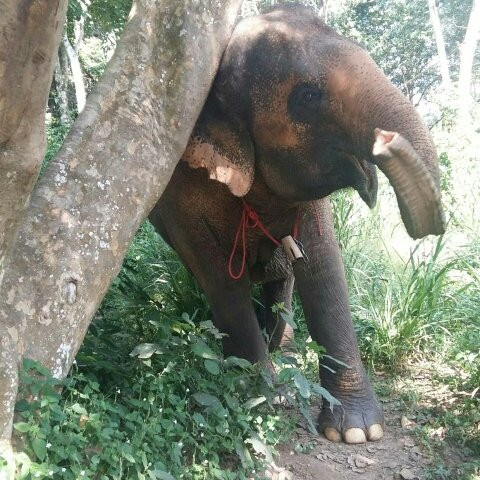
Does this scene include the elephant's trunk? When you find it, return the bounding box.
[337,47,446,239]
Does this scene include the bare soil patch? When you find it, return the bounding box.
[264,366,478,480]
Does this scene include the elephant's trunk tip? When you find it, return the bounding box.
[371,129,446,239]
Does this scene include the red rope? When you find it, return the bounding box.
[228,200,323,280]
[228,200,300,280]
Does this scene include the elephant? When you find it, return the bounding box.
[148,4,445,445]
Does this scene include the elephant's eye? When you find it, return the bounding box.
[288,84,325,123]
[301,90,322,104]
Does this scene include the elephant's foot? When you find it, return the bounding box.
[318,370,384,444]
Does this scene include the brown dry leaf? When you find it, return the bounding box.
[354,454,377,468]
[351,467,366,473]
[401,416,416,429]
[430,426,446,439]
[404,436,416,448]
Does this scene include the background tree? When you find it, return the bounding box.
[427,0,452,91]
[458,0,480,122]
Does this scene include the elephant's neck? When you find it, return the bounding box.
[243,174,299,236]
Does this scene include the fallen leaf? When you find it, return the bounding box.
[404,437,416,448]
[354,454,377,468]
[352,467,366,473]
[401,416,416,429]
[432,426,446,438]
[399,467,416,479]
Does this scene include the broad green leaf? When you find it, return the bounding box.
[235,440,252,467]
[280,311,297,329]
[299,404,318,435]
[15,400,30,412]
[192,340,219,360]
[71,403,88,415]
[192,392,221,407]
[13,422,31,433]
[32,438,47,461]
[277,367,297,383]
[150,471,175,480]
[306,341,326,355]
[244,396,266,409]
[246,435,273,463]
[311,384,341,411]
[129,343,161,359]
[204,359,220,375]
[224,356,252,369]
[293,372,311,399]
[122,452,136,463]
[192,412,207,425]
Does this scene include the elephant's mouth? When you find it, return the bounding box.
[339,151,378,208]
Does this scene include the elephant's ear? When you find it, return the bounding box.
[183,100,254,197]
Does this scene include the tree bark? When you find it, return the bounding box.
[0,0,243,468]
[427,0,452,91]
[0,0,68,288]
[458,0,480,124]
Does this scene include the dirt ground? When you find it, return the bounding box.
[263,367,477,480]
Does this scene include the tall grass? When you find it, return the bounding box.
[331,190,478,373]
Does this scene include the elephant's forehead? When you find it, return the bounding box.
[233,13,305,44]
[232,18,355,85]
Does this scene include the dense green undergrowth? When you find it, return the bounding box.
[7,223,342,479]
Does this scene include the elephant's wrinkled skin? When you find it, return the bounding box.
[149,5,445,445]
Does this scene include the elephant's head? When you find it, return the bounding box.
[184,5,446,239]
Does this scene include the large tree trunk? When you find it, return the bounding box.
[427,0,452,91]
[0,0,242,472]
[458,0,480,124]
[0,1,69,472]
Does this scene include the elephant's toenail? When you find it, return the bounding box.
[344,428,367,444]
[367,424,384,441]
[324,427,342,443]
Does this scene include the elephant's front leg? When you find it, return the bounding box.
[207,282,268,363]
[260,276,295,351]
[294,199,384,444]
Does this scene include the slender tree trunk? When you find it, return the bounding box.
[320,0,329,22]
[54,43,71,125]
[63,34,87,113]
[0,1,68,473]
[458,0,480,124]
[0,0,242,472]
[427,0,452,91]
